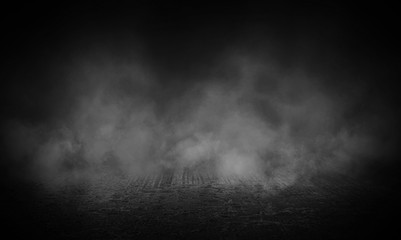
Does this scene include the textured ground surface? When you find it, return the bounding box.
[4,166,399,239]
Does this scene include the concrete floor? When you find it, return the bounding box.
[3,167,399,239]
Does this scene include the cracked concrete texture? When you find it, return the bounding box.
[8,167,398,240]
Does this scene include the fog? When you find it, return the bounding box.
[1,3,400,190]
[2,47,398,189]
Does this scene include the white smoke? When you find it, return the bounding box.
[2,53,392,188]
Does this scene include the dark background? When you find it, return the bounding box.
[2,0,400,178]
[2,1,400,121]
[1,1,401,239]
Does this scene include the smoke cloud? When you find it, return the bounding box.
[2,45,398,190]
